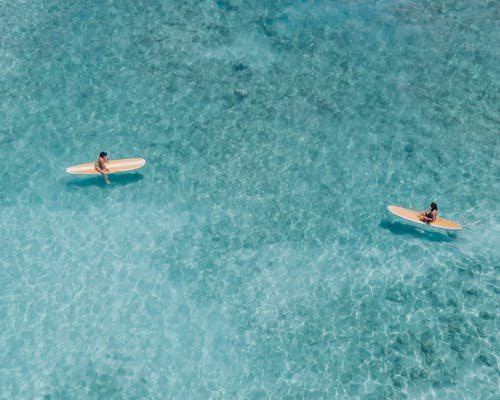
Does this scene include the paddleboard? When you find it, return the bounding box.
[387,205,462,230]
[66,158,146,174]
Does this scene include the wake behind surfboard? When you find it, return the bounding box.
[66,158,146,175]
[388,205,462,230]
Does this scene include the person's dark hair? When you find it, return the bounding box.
[100,152,108,157]
[430,202,438,210]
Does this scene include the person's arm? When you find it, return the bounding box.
[421,210,436,223]
[418,210,432,223]
[95,160,108,175]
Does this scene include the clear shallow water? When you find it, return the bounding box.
[1,0,499,398]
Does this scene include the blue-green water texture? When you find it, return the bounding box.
[1,1,499,399]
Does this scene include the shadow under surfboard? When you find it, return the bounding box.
[66,173,144,188]
[380,220,457,243]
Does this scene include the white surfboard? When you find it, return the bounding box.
[66,158,146,175]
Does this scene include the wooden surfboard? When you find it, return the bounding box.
[387,205,462,230]
[66,158,146,174]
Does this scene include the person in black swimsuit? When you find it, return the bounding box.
[418,202,438,223]
[95,152,110,184]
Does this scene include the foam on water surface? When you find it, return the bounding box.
[1,0,498,398]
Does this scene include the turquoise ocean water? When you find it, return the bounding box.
[1,1,499,398]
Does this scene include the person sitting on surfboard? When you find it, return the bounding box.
[95,152,110,184]
[418,202,438,223]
